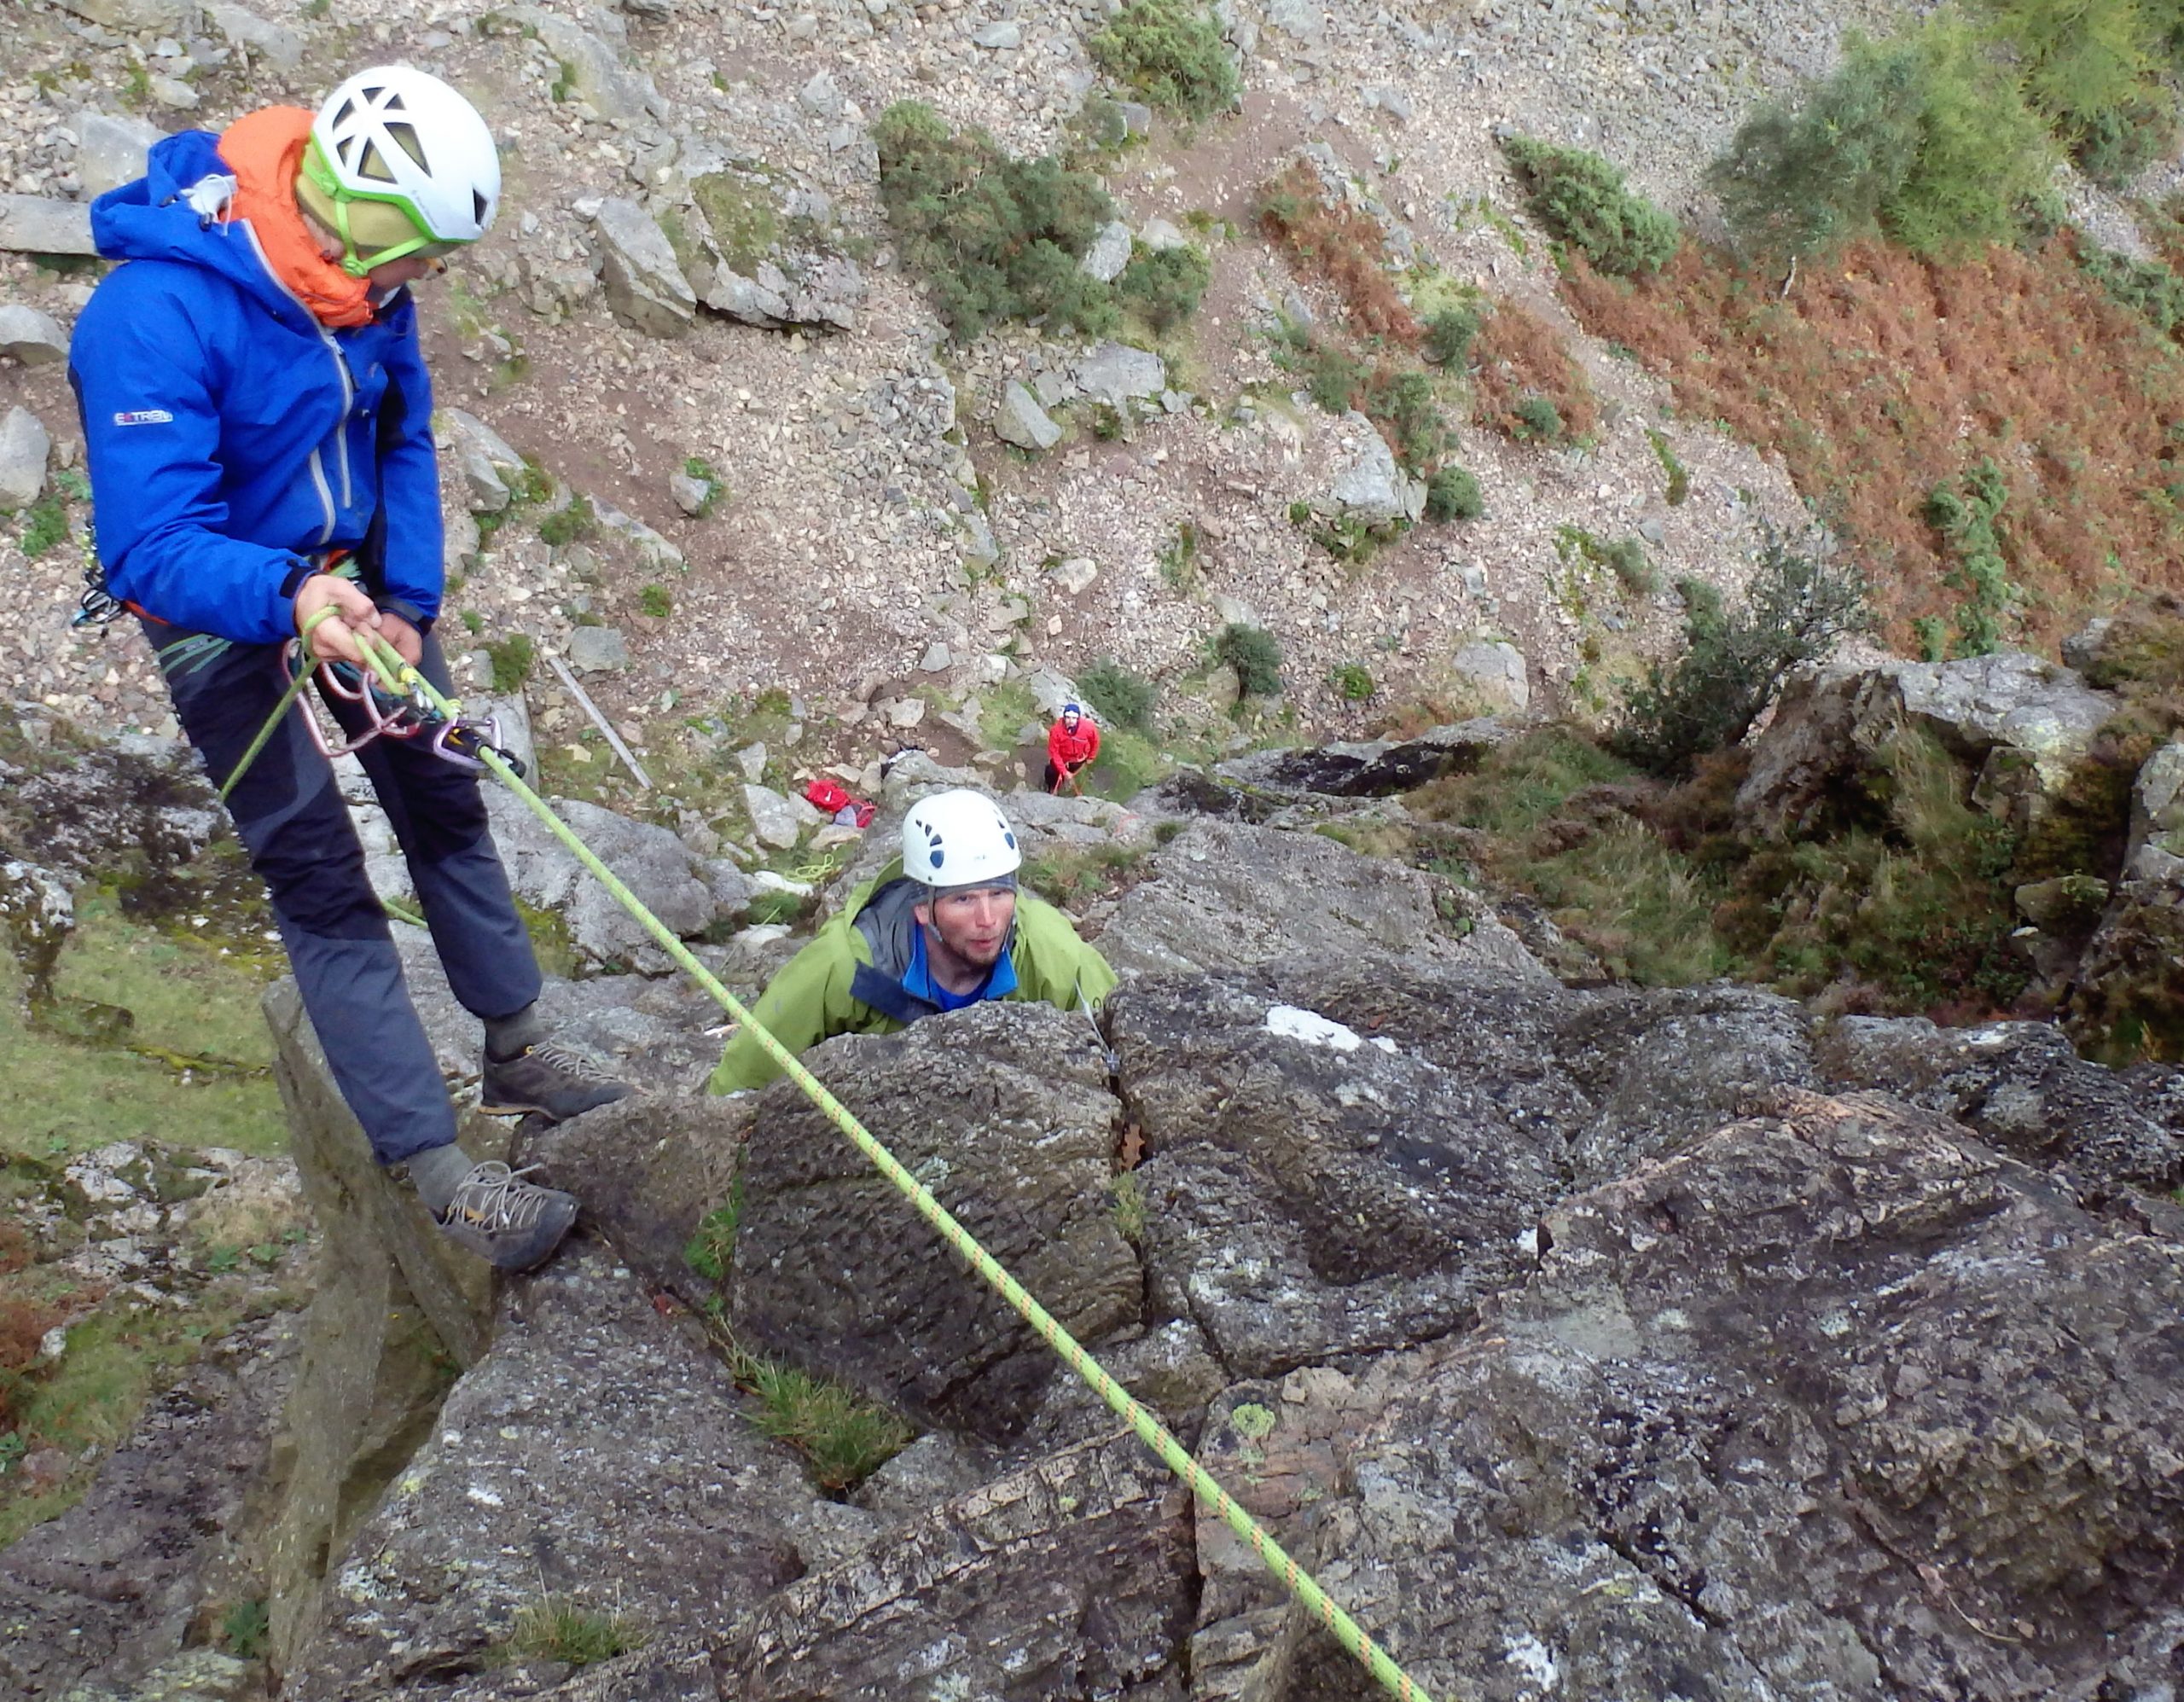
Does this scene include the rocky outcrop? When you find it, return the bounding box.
[1821,1014,2184,1198]
[715,1429,1194,1699]
[0,732,220,885]
[2065,738,2184,1065]
[1095,817,1548,984]
[1738,652,2119,839]
[284,1243,849,1700]
[1257,1089,2184,1702]
[1114,967,1566,1377]
[1205,719,1505,799]
[520,1090,753,1302]
[261,979,496,1667]
[732,1002,1140,1440]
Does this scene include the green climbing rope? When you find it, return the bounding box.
[345,631,1443,1702]
[217,602,340,802]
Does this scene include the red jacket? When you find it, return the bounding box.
[1048,716,1100,770]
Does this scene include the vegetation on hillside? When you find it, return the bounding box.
[1089,0,1238,121]
[1562,238,2184,651]
[873,103,1209,343]
[1499,134,1680,277]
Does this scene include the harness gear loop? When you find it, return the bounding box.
[331,629,1448,1702]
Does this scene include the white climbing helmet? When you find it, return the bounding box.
[902,789,1021,890]
[305,66,501,275]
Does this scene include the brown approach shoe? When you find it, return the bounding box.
[479,1039,630,1123]
[434,1160,578,1272]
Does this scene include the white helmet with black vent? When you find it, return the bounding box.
[902,789,1021,890]
[305,66,501,274]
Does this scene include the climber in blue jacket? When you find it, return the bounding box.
[69,67,626,1270]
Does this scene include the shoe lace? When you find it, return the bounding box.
[528,1040,613,1083]
[444,1161,555,1233]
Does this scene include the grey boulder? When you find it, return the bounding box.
[0,405,53,508]
[591,197,696,339]
[995,380,1062,451]
[0,303,68,367]
[0,195,96,258]
[73,110,167,199]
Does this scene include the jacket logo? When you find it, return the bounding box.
[113,409,175,427]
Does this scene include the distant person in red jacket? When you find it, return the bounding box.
[1046,701,1100,793]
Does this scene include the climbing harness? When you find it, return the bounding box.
[369,629,1449,1702]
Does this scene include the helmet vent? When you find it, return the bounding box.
[357,141,396,183]
[385,121,428,171]
[382,91,407,112]
[473,189,491,227]
[331,97,357,130]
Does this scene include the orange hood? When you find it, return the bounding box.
[218,106,375,329]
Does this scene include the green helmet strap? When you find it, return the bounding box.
[300,136,445,277]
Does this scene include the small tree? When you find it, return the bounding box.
[1616,529,1868,776]
[1708,20,2056,261]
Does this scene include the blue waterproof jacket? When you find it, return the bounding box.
[69,129,444,646]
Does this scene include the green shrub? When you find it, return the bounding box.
[1422,301,1484,368]
[1603,535,1657,595]
[537,495,595,549]
[1616,528,1869,776]
[1327,661,1375,700]
[1424,465,1484,522]
[1077,659,1158,729]
[1366,368,1449,473]
[1511,394,1565,442]
[483,633,536,694]
[638,583,672,619]
[1215,622,1284,695]
[220,1600,270,1662]
[1118,241,1211,333]
[873,102,1118,341]
[2077,239,2184,335]
[1158,522,1199,590]
[1707,18,2057,260]
[1925,456,2019,656]
[1498,135,1680,276]
[1089,0,1239,120]
[1647,430,1690,508]
[16,492,69,561]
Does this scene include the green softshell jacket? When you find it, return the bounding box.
[707,857,1119,1093]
